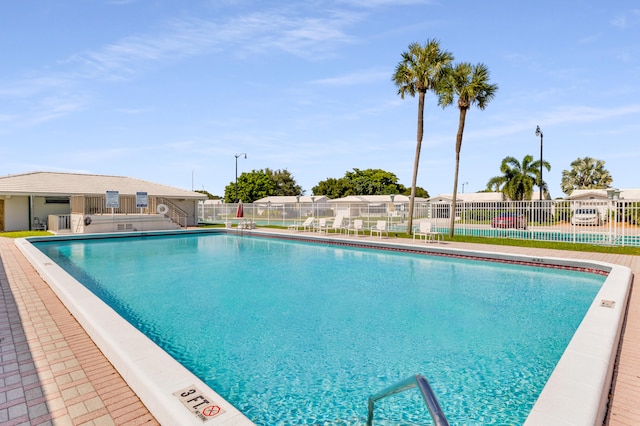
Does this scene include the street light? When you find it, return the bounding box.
[389,194,395,229]
[535,126,543,200]
[461,182,468,193]
[235,153,247,202]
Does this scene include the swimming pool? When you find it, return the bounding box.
[25,231,615,425]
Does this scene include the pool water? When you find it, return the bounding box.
[35,233,605,425]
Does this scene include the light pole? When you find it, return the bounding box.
[235,153,247,202]
[461,181,468,193]
[389,194,395,229]
[535,126,543,200]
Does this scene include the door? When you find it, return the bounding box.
[0,199,4,231]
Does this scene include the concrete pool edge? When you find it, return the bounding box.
[15,236,254,426]
[16,230,633,425]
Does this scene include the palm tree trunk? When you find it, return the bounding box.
[407,91,425,234]
[449,108,467,238]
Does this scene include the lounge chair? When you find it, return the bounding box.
[314,218,329,233]
[303,217,316,232]
[370,220,388,238]
[346,219,364,236]
[413,221,443,243]
[330,214,345,234]
[288,216,314,231]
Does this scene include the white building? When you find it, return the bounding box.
[0,171,206,233]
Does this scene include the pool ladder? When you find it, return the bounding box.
[366,374,449,426]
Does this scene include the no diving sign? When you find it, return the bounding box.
[173,385,225,422]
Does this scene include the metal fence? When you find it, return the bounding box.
[198,199,640,247]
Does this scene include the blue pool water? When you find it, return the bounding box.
[34,233,605,425]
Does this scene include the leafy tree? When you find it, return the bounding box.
[438,62,498,237]
[312,168,414,198]
[224,168,304,202]
[486,155,550,201]
[411,186,429,198]
[224,170,275,203]
[345,168,405,195]
[312,178,350,199]
[265,168,304,196]
[561,157,613,195]
[194,189,219,200]
[393,39,454,234]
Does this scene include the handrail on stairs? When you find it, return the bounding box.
[366,374,449,426]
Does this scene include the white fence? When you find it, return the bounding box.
[198,199,640,247]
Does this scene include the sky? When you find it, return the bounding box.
[1,1,639,199]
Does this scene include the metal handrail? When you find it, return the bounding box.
[366,374,449,426]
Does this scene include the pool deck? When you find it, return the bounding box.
[0,230,638,425]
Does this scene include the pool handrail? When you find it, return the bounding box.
[366,374,449,426]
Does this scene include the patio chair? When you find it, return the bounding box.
[413,222,442,243]
[288,216,314,231]
[370,220,388,238]
[32,217,47,231]
[303,216,315,232]
[330,214,345,234]
[314,218,329,234]
[346,219,364,237]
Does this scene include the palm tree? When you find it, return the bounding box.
[561,156,613,195]
[486,155,550,201]
[438,62,498,237]
[392,39,454,234]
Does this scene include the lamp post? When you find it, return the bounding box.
[234,153,247,202]
[296,194,301,224]
[535,126,543,200]
[389,194,395,229]
[461,182,468,193]
[311,196,315,219]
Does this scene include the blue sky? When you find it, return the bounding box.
[2,1,639,198]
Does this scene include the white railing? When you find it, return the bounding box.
[198,199,640,247]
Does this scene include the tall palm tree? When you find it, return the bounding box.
[438,62,498,237]
[486,155,550,201]
[392,39,454,234]
[561,156,613,195]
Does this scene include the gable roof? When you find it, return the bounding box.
[331,195,424,203]
[253,195,329,204]
[0,172,206,199]
[428,192,505,202]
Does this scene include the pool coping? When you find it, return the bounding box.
[15,229,633,425]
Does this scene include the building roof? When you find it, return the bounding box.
[0,171,206,199]
[253,196,328,204]
[428,192,505,202]
[331,195,423,203]
[566,188,640,200]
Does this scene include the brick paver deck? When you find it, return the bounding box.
[0,237,158,425]
[0,232,638,425]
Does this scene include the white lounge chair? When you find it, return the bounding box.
[289,216,314,231]
[303,217,315,232]
[370,220,388,238]
[414,222,443,243]
[314,218,329,233]
[346,219,364,236]
[330,214,345,234]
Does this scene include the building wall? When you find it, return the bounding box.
[1,196,29,232]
